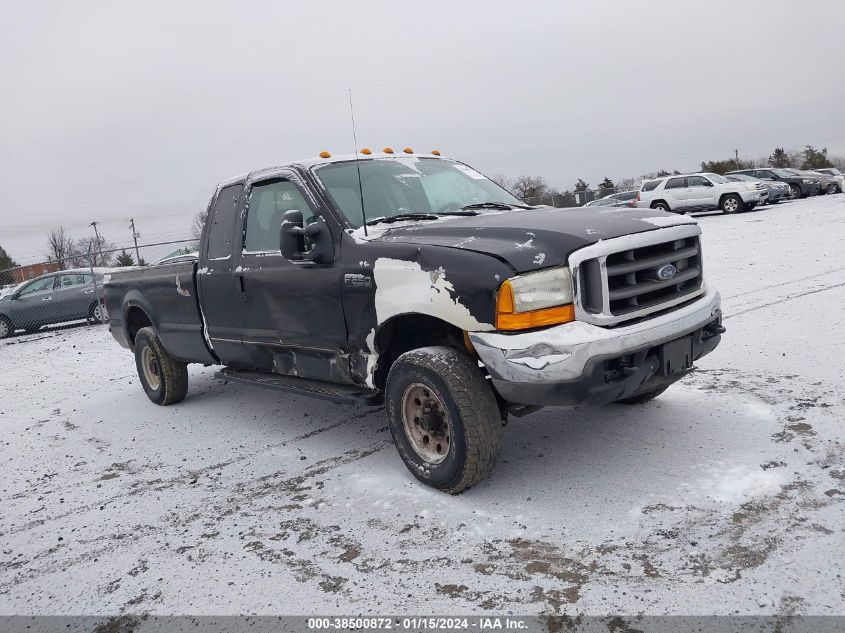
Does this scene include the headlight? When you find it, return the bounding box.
[495,267,575,330]
[802,179,814,184]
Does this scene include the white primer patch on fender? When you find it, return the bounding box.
[364,328,377,388]
[372,258,495,333]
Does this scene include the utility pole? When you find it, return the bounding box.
[734,149,740,170]
[89,221,101,266]
[129,218,141,264]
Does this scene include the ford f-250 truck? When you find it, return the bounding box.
[105,150,724,493]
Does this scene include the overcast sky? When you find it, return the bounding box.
[2,0,843,262]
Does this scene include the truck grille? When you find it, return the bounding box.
[572,225,705,326]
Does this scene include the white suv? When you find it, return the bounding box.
[636,172,767,214]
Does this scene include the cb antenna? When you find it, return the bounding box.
[348,89,368,236]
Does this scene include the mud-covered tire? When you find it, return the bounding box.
[134,326,188,405]
[0,316,13,339]
[385,346,503,494]
[720,194,742,214]
[616,386,668,405]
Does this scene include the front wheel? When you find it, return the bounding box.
[789,184,802,199]
[0,316,13,339]
[651,201,671,213]
[720,194,742,214]
[134,327,188,405]
[385,346,503,494]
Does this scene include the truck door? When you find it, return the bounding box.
[197,182,252,367]
[232,172,349,381]
[685,175,716,209]
[663,176,687,210]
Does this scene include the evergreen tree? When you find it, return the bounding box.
[0,245,19,285]
[598,177,615,193]
[116,250,135,266]
[574,179,589,192]
[769,147,790,168]
[801,145,832,170]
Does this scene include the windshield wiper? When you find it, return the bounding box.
[365,213,439,226]
[461,202,531,211]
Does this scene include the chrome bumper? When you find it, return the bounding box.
[469,285,721,385]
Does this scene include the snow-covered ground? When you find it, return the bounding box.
[1,195,843,617]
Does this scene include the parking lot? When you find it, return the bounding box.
[1,195,844,616]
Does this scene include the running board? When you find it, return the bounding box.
[216,368,382,406]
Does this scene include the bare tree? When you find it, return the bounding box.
[46,226,75,269]
[617,177,637,191]
[511,175,548,203]
[192,208,208,240]
[488,173,514,193]
[74,235,115,268]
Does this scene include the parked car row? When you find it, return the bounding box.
[629,165,842,215]
[0,268,112,339]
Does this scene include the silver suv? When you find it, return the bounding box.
[636,172,766,214]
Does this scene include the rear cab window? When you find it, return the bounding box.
[206,184,244,260]
[641,180,661,192]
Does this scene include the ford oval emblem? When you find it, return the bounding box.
[656,263,677,281]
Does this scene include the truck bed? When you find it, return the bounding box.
[103,261,216,365]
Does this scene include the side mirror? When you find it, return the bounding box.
[702,181,713,187]
[279,209,335,263]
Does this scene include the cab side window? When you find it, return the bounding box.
[665,177,686,189]
[244,179,317,253]
[18,277,54,296]
[207,184,244,260]
[56,274,88,288]
[687,176,710,187]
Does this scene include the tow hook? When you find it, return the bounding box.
[706,322,726,335]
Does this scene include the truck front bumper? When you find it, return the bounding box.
[469,287,722,408]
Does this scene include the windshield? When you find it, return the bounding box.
[729,173,755,182]
[314,157,524,227]
[772,169,796,178]
[704,173,728,184]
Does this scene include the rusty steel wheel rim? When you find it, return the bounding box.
[401,382,451,464]
[141,346,161,390]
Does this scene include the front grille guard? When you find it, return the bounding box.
[569,224,706,327]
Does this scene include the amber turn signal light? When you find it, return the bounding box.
[495,280,575,331]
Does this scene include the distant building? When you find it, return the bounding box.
[11,262,61,283]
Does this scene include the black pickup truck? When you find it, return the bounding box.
[105,151,724,493]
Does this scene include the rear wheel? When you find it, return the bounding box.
[88,301,108,324]
[385,346,503,494]
[0,316,13,339]
[720,194,742,214]
[651,201,672,213]
[134,326,188,405]
[789,184,802,199]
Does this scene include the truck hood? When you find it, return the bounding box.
[354,207,697,272]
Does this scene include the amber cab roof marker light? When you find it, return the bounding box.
[403,147,414,154]
[431,149,441,156]
[319,150,331,158]
[383,147,395,154]
[360,148,372,155]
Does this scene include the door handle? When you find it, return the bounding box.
[234,274,246,302]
